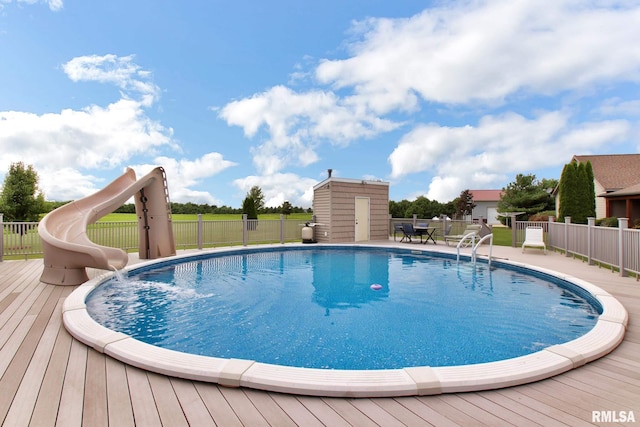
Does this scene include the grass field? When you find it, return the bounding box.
[99,212,314,222]
[490,226,512,246]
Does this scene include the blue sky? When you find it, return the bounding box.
[1,0,639,209]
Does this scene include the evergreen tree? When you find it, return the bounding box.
[585,161,596,219]
[248,186,265,212]
[497,174,552,222]
[242,196,257,218]
[558,160,595,224]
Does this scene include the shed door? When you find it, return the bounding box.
[355,197,370,242]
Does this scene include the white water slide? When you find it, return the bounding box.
[39,167,176,285]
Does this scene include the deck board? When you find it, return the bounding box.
[147,371,191,427]
[105,355,136,427]
[1,246,639,426]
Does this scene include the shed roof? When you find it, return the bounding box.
[313,177,389,191]
[573,154,640,191]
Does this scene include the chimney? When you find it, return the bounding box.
[327,169,333,178]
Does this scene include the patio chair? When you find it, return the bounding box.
[522,227,546,254]
[393,223,405,241]
[401,223,421,243]
[444,224,482,246]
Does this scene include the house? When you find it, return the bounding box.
[469,189,503,225]
[566,154,640,226]
[312,174,389,243]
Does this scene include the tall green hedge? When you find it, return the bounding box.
[558,160,595,224]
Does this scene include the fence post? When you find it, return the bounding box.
[412,214,417,226]
[548,216,555,251]
[242,214,248,246]
[564,216,571,256]
[280,214,285,244]
[441,215,446,240]
[197,214,203,250]
[587,217,595,265]
[618,218,628,277]
[0,213,3,262]
[564,216,571,257]
[511,214,517,248]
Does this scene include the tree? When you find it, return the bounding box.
[497,174,554,223]
[242,194,258,230]
[248,186,265,212]
[280,200,293,217]
[558,160,595,224]
[0,162,45,222]
[454,189,476,219]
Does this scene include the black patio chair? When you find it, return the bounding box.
[401,223,421,243]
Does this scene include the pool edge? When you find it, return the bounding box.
[62,243,628,398]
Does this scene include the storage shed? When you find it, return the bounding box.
[312,175,389,243]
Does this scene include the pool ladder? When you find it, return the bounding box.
[456,233,493,267]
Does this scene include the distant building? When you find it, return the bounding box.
[564,154,640,225]
[469,189,503,225]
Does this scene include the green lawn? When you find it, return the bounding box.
[98,212,313,222]
[490,226,512,246]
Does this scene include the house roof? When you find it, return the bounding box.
[469,189,503,202]
[573,154,640,192]
[601,182,640,198]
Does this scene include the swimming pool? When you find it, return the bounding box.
[63,244,628,397]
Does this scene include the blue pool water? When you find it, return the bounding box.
[86,247,601,370]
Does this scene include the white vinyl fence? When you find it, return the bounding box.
[513,217,639,279]
[1,214,305,261]
[3,213,639,278]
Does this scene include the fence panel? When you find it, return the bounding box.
[514,221,548,247]
[591,225,619,267]
[87,221,139,251]
[547,222,563,250]
[566,223,588,258]
[172,221,199,249]
[246,219,282,244]
[1,222,41,259]
[623,228,640,277]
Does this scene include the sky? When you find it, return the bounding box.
[1,0,639,209]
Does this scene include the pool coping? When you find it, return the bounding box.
[62,243,628,398]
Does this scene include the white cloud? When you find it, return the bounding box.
[219,85,400,174]
[233,173,317,208]
[317,1,640,106]
[136,153,238,204]
[0,99,174,173]
[37,167,102,201]
[63,54,159,105]
[0,54,233,203]
[0,0,62,11]
[389,111,632,201]
[219,0,640,189]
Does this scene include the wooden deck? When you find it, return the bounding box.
[0,245,638,426]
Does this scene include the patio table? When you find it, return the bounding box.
[414,226,437,244]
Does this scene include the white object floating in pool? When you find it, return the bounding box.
[370,284,383,290]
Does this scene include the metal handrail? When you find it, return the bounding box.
[473,233,494,266]
[455,232,477,262]
[456,232,494,267]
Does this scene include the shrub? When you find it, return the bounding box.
[596,217,618,227]
[528,211,556,221]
